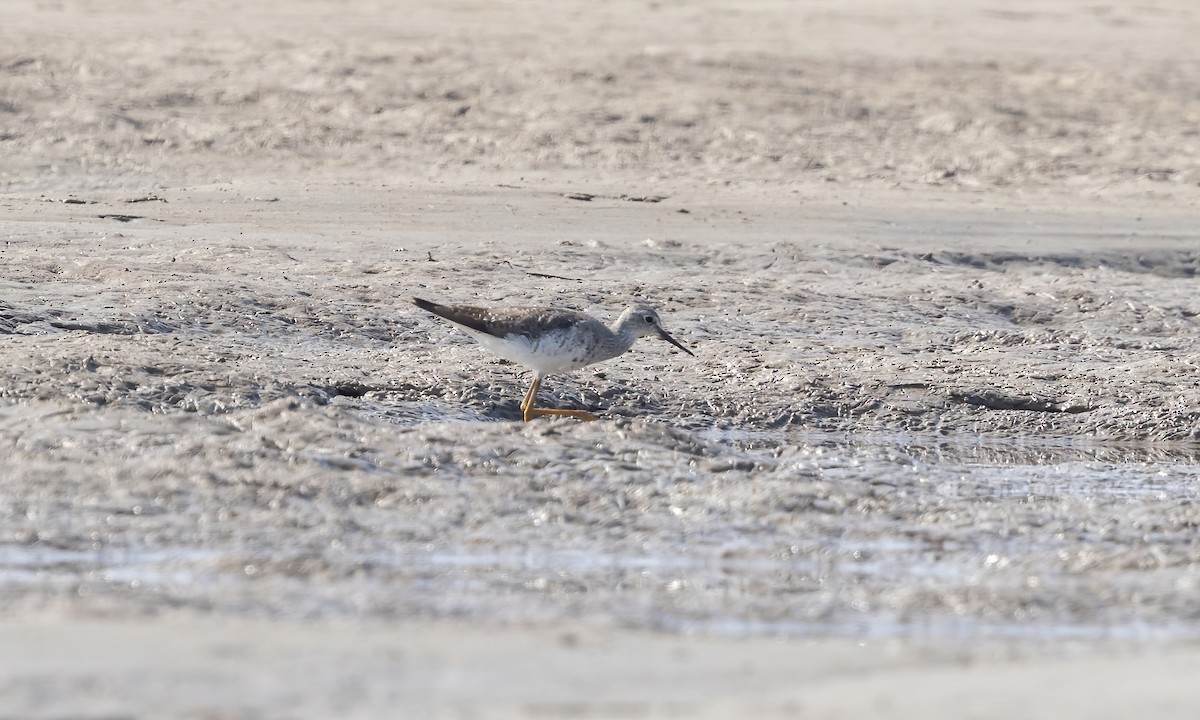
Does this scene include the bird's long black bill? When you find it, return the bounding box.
[658,328,695,356]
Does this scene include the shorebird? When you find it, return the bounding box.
[413,297,694,421]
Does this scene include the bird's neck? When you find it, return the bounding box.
[607,314,640,354]
[609,311,636,334]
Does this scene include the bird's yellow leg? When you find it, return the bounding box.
[520,377,541,415]
[521,376,598,422]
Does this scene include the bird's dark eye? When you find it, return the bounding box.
[643,315,655,324]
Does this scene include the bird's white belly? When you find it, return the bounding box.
[470,328,596,375]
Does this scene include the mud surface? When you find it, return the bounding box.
[4,184,1199,646]
[3,1,1200,717]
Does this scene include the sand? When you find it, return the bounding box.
[3,0,1200,717]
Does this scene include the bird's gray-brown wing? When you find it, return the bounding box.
[413,297,584,339]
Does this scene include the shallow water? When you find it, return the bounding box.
[4,412,1198,642]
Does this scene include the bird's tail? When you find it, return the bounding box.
[412,297,441,313]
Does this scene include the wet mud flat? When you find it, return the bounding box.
[2,186,1200,645]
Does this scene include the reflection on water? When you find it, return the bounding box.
[706,427,1200,464]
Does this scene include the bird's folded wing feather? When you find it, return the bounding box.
[416,299,584,339]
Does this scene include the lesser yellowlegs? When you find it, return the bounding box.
[413,297,694,421]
